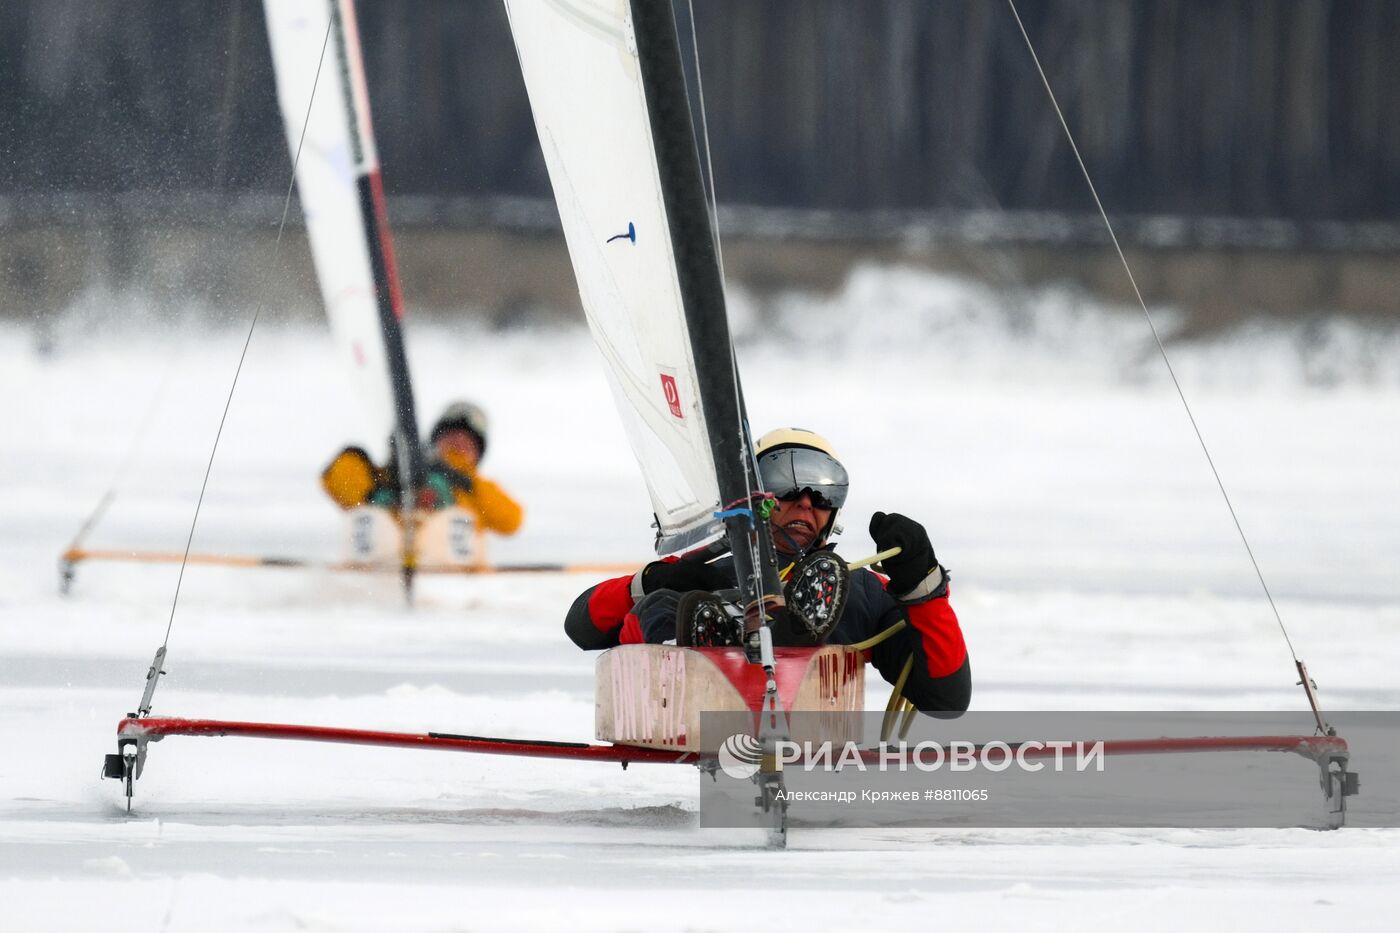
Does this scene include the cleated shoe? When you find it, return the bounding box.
[675,590,742,648]
[783,550,850,645]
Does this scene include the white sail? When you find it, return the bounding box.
[504,0,722,552]
[263,0,414,463]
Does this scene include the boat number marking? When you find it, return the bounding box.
[448,515,475,561]
[351,512,375,557]
[660,373,683,420]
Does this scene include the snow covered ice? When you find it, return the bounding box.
[3,268,1398,930]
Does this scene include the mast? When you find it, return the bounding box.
[263,0,424,499]
[503,0,784,633]
[358,159,424,506]
[264,0,423,590]
[336,0,424,503]
[626,0,785,629]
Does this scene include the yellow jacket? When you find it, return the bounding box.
[435,448,524,535]
[321,446,524,536]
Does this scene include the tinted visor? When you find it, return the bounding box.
[756,446,849,510]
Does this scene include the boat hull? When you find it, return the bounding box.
[595,644,865,752]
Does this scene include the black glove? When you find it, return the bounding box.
[869,511,939,598]
[638,556,731,595]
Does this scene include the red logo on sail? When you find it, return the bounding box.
[660,373,683,419]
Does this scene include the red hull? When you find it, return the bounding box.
[119,717,697,765]
[119,716,1345,766]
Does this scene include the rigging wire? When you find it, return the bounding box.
[156,15,335,652]
[683,0,767,600]
[1004,0,1300,663]
[684,0,726,279]
[65,5,245,580]
[63,347,184,564]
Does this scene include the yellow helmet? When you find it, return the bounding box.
[754,427,848,511]
[755,427,839,460]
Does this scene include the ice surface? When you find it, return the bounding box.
[3,267,1398,930]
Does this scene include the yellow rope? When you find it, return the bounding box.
[848,619,906,653]
[898,697,918,741]
[880,655,914,743]
[847,546,901,572]
[789,546,911,741]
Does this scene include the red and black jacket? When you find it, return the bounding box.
[564,550,970,713]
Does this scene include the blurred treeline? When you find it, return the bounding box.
[2,0,1398,221]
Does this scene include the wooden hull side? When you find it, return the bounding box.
[415,507,484,568]
[344,505,484,569]
[595,644,865,752]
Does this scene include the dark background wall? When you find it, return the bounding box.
[3,0,1398,221]
[4,1,1400,328]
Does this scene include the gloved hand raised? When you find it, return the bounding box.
[869,511,943,600]
[637,556,731,595]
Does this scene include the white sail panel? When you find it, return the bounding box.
[263,0,398,458]
[504,0,721,550]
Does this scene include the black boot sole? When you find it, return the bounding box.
[782,551,850,646]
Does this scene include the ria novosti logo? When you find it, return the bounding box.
[714,734,1107,778]
[717,733,764,779]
